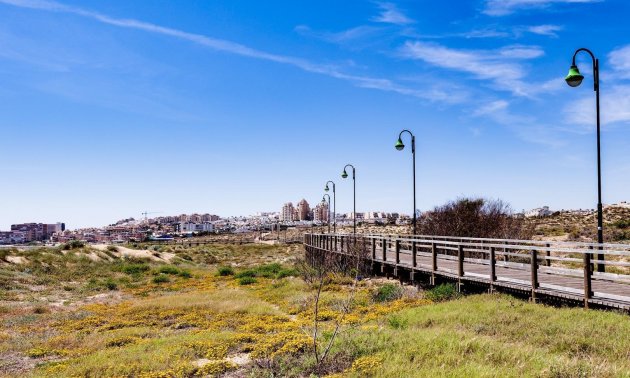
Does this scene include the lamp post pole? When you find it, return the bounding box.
[395,130,417,235]
[325,181,336,233]
[342,164,356,234]
[565,47,605,272]
[322,194,331,233]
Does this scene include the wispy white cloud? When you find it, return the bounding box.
[484,0,601,16]
[564,85,630,129]
[0,0,467,103]
[294,24,382,45]
[372,2,414,25]
[527,24,563,37]
[472,99,566,146]
[472,100,509,117]
[400,41,545,96]
[609,45,630,79]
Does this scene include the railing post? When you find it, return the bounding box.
[530,249,538,301]
[584,246,593,308]
[412,241,417,267]
[382,237,387,262]
[431,242,437,272]
[545,243,551,267]
[504,240,508,262]
[395,239,400,264]
[458,245,464,277]
[340,236,344,252]
[490,246,496,283]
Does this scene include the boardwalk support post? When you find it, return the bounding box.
[457,245,464,291]
[530,249,538,302]
[490,246,496,292]
[584,246,593,308]
[431,242,437,285]
[412,241,417,268]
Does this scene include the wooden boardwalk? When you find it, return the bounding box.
[304,233,630,311]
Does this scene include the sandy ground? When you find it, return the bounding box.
[92,244,176,262]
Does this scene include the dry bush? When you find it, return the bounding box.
[417,197,533,239]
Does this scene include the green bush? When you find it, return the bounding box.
[373,283,404,302]
[120,263,150,275]
[217,266,234,276]
[235,269,257,279]
[157,265,180,275]
[178,269,192,279]
[425,283,459,302]
[276,268,298,279]
[238,276,257,285]
[152,274,170,284]
[254,263,283,278]
[103,279,118,291]
[62,240,85,250]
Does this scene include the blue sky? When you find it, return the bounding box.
[1,0,630,229]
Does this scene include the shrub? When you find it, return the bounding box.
[153,274,170,284]
[62,240,85,250]
[157,265,180,275]
[255,263,283,278]
[235,269,257,279]
[120,263,150,275]
[106,245,118,252]
[425,283,459,302]
[217,266,234,276]
[103,279,118,291]
[276,268,298,279]
[373,283,403,302]
[417,197,532,239]
[106,336,138,348]
[238,276,257,285]
[178,269,192,279]
[33,305,50,314]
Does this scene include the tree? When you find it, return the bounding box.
[417,197,532,239]
[299,236,370,375]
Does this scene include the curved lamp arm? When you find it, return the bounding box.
[571,48,598,91]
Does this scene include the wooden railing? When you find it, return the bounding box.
[303,233,630,310]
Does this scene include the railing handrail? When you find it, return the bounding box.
[311,233,630,251]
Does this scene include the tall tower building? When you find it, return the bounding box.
[296,199,311,221]
[281,202,295,222]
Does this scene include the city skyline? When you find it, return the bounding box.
[2,0,630,228]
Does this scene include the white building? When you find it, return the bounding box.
[178,222,214,233]
[524,206,552,218]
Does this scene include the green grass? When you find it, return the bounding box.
[1,242,628,378]
[330,294,630,377]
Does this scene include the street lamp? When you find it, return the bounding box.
[324,180,336,233]
[341,164,356,234]
[565,47,605,272]
[322,194,331,233]
[395,129,417,235]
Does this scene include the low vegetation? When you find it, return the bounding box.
[0,241,628,377]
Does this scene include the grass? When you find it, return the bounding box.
[0,241,628,377]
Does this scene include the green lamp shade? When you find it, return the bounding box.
[324,184,329,192]
[395,138,405,151]
[565,65,584,87]
[341,170,348,179]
